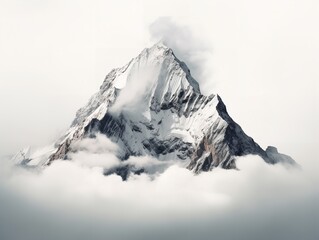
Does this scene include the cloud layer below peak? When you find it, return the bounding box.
[0,146,317,240]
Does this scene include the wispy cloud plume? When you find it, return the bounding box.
[149,17,213,94]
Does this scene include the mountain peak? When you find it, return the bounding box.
[150,40,170,50]
[142,42,200,92]
[106,42,201,106]
[17,44,296,179]
[137,41,171,61]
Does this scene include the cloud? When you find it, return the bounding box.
[149,17,213,93]
[109,61,162,113]
[125,155,174,174]
[0,154,318,240]
[68,134,121,168]
[66,134,172,175]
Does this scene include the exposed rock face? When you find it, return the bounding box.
[265,146,296,165]
[187,96,278,173]
[21,42,295,176]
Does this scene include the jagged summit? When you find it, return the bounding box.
[15,43,296,178]
[73,42,200,126]
[116,41,200,92]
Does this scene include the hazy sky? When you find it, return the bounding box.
[0,1,318,240]
[0,0,318,161]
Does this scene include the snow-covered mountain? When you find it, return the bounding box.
[13,42,295,178]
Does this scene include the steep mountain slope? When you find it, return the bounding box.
[16,42,295,177]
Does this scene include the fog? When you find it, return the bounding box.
[0,152,318,240]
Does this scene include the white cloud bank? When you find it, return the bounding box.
[0,150,318,240]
